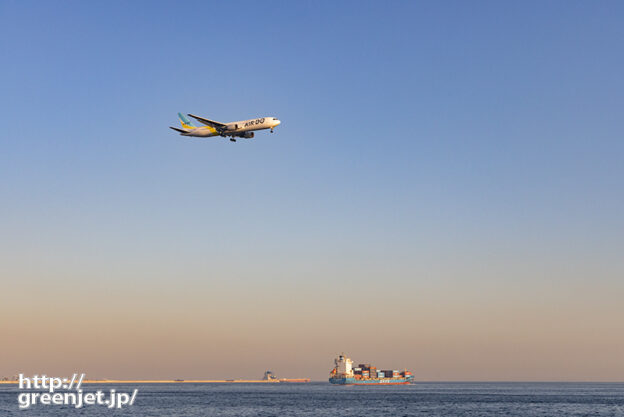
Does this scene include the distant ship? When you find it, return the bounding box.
[263,371,310,383]
[329,354,413,385]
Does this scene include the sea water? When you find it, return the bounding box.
[1,382,623,416]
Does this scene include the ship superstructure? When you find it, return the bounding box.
[262,371,279,381]
[329,354,413,385]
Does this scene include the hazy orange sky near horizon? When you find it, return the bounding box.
[3,243,623,381]
[2,2,624,382]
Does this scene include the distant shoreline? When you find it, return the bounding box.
[0,379,311,384]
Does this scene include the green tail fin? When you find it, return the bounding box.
[178,112,195,129]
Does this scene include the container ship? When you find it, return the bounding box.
[329,354,413,385]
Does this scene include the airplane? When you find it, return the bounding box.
[169,113,281,142]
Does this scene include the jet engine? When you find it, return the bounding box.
[238,132,254,139]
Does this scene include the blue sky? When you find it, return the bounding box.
[1,1,623,380]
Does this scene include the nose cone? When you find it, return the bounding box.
[274,119,281,127]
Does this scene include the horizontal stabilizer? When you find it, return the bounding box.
[169,126,187,133]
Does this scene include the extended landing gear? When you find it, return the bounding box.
[270,128,274,133]
[230,138,236,142]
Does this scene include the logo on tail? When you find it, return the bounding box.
[178,112,195,129]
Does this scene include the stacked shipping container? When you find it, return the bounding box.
[351,365,404,380]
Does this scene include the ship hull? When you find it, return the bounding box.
[329,377,412,385]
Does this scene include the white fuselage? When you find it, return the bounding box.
[184,116,281,137]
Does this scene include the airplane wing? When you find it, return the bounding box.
[188,114,227,129]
